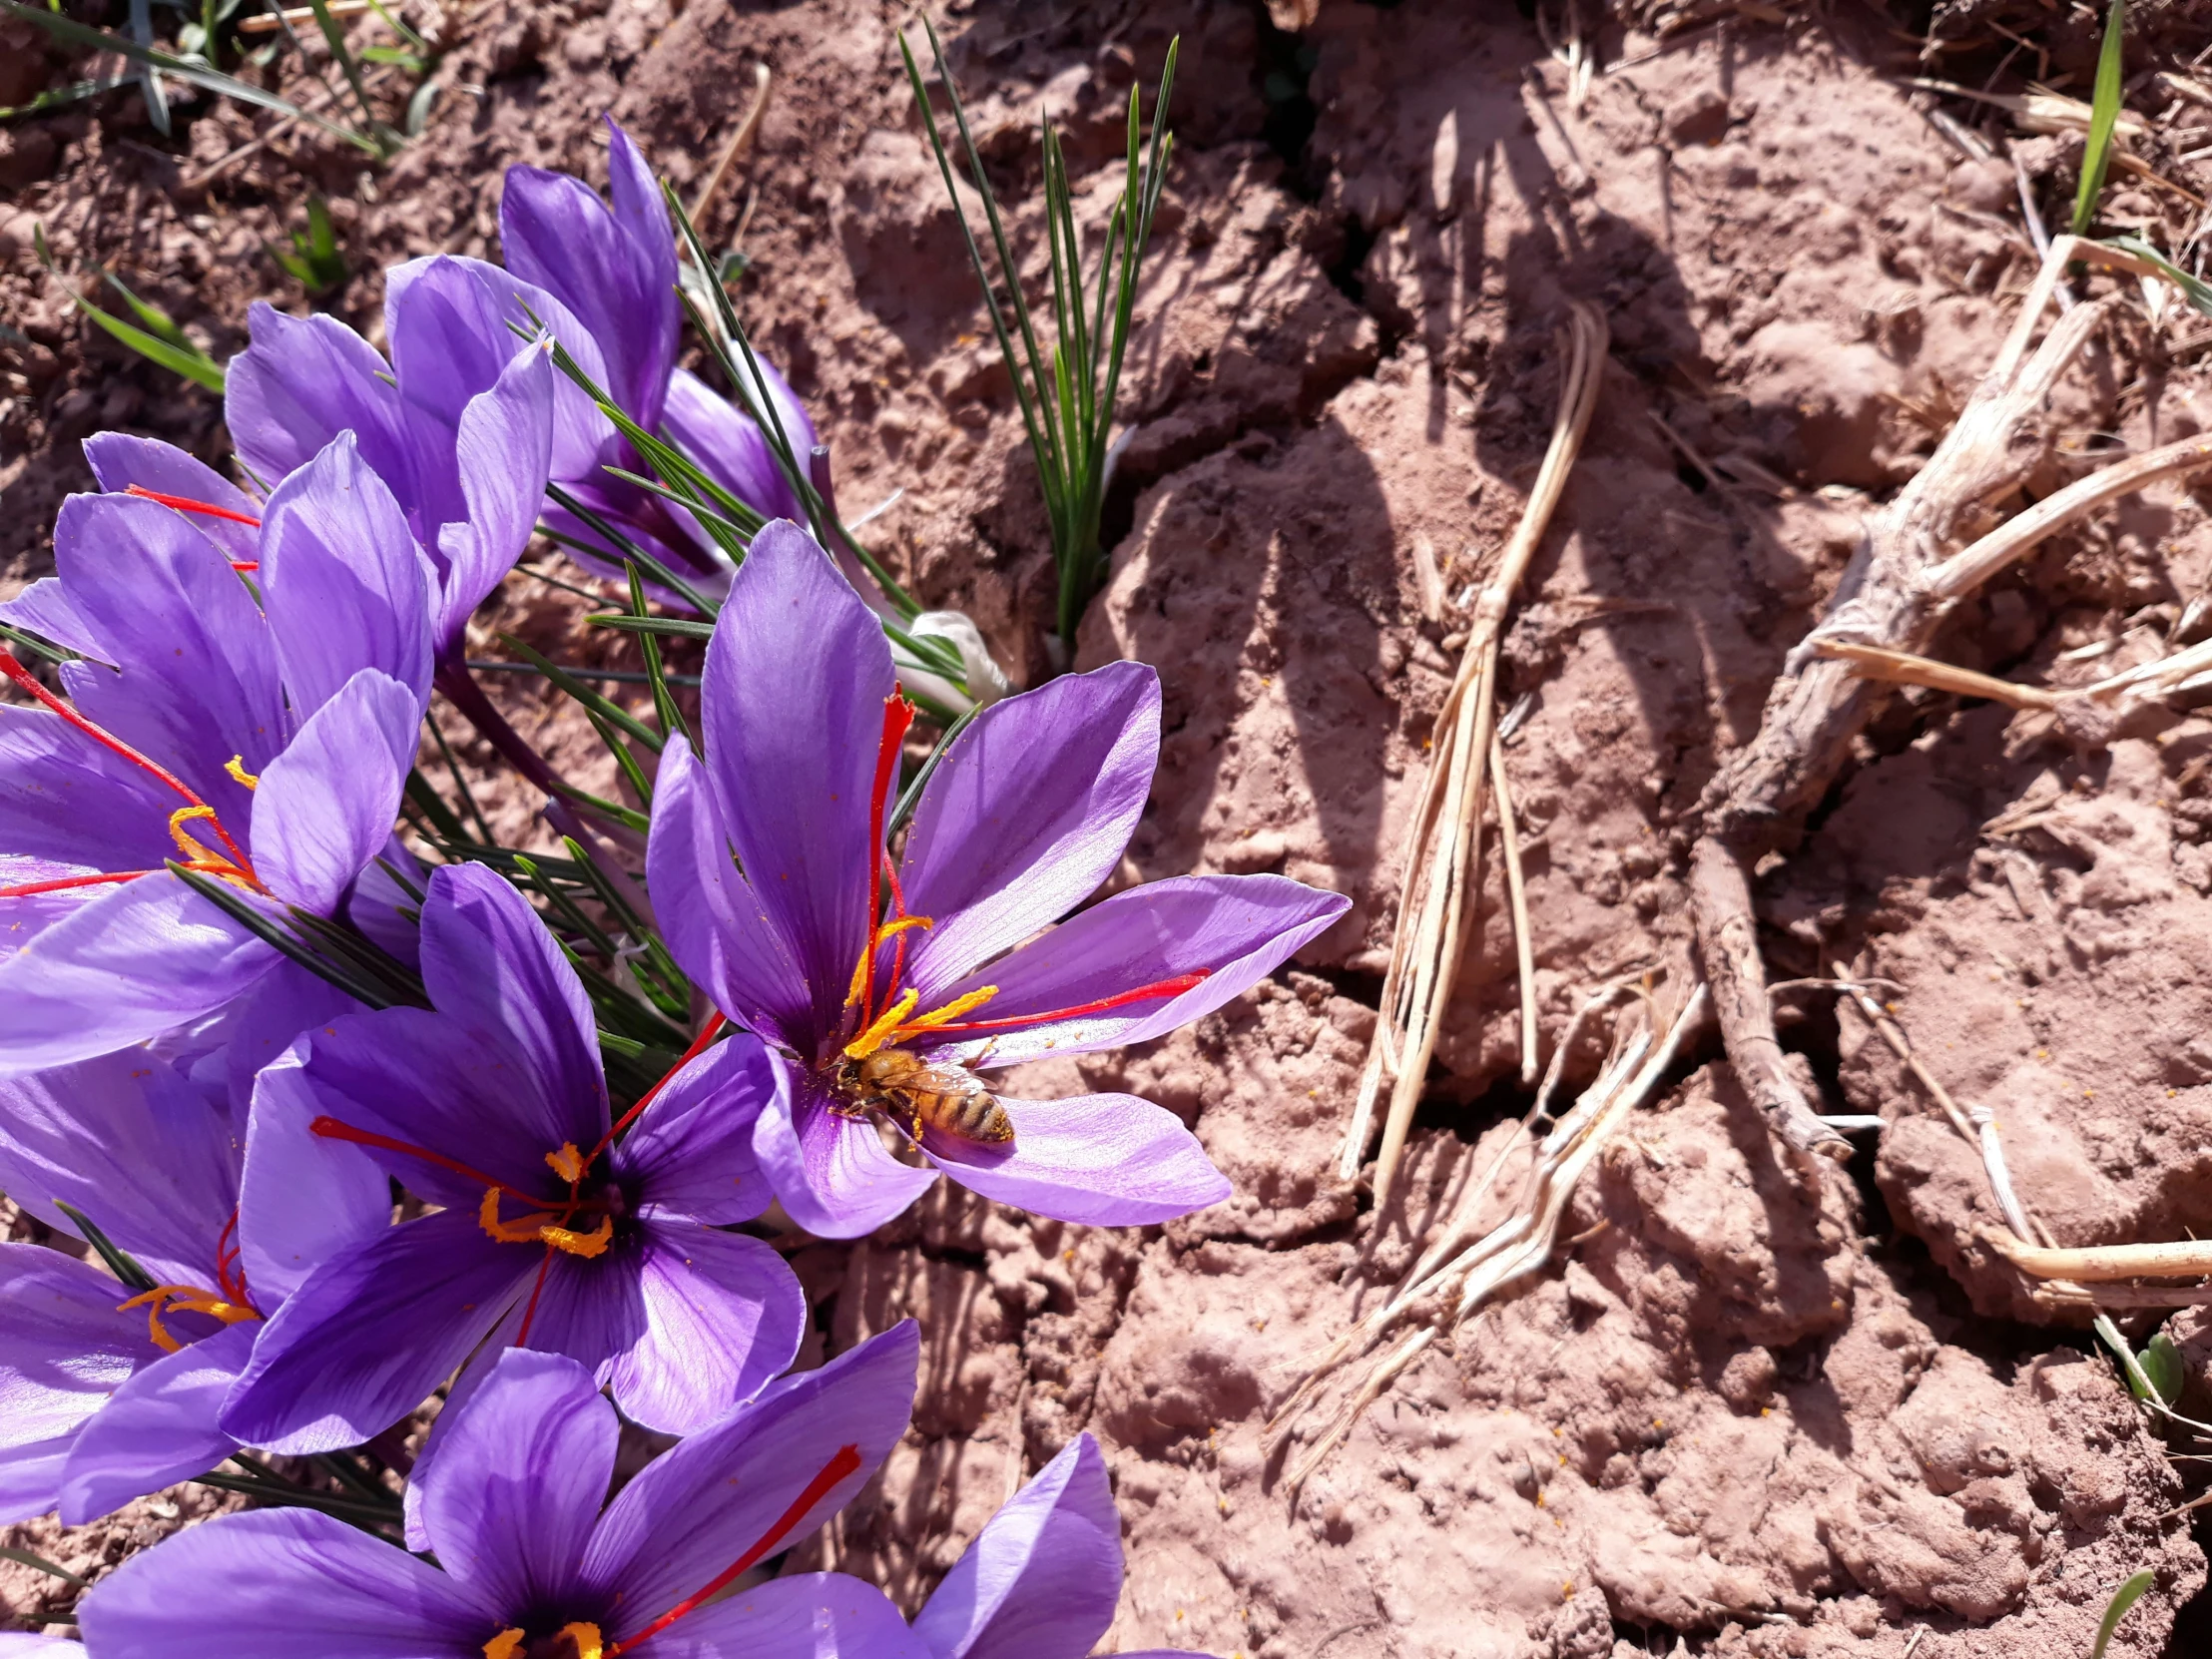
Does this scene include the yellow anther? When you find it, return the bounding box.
[116,1285,261,1354]
[478,1188,560,1246]
[899,984,999,1033]
[875,914,933,942]
[540,1216,613,1259]
[167,805,220,860]
[843,989,919,1059]
[545,1143,585,1184]
[224,755,262,789]
[483,1633,524,1659]
[556,1624,604,1659]
[843,943,870,1010]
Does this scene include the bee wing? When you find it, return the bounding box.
[909,1058,991,1098]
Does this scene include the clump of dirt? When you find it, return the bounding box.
[9,0,2212,1652]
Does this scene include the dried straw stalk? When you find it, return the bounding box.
[1338,302,1609,1204]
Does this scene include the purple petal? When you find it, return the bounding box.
[603,1223,805,1435]
[899,663,1159,1003]
[50,490,284,814]
[77,1506,495,1658]
[345,836,426,968]
[250,669,419,915]
[0,1436,73,1528]
[617,1030,778,1224]
[0,1634,86,1656]
[926,1093,1229,1228]
[0,873,277,1070]
[539,482,733,597]
[417,1348,615,1617]
[644,1572,930,1659]
[702,522,892,1039]
[416,862,609,1150]
[384,254,616,482]
[0,1048,236,1286]
[753,1066,937,1240]
[581,1321,920,1637]
[0,704,182,872]
[218,956,363,1111]
[914,1434,1119,1659]
[220,1209,530,1455]
[643,736,813,1048]
[662,366,799,524]
[259,433,434,719]
[82,432,261,565]
[240,1041,401,1308]
[284,1004,584,1213]
[0,1247,156,1476]
[500,138,675,430]
[433,338,556,651]
[0,855,118,957]
[226,302,426,542]
[0,579,103,660]
[57,1319,256,1526]
[925,875,1351,1069]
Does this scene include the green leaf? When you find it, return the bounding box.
[0,72,132,121]
[0,0,381,152]
[168,863,402,1009]
[52,1200,159,1293]
[2101,235,2212,317]
[592,613,717,643]
[2090,1568,2156,1659]
[887,703,976,836]
[627,564,691,747]
[35,227,227,393]
[2138,1330,2184,1405]
[304,0,397,147]
[492,633,664,755]
[543,479,724,622]
[2072,0,2127,237]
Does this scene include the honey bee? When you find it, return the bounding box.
[835,1045,1015,1148]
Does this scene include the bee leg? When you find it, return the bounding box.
[973,1036,1001,1066]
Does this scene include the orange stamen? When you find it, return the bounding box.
[117,1284,261,1354]
[604,1443,863,1657]
[0,651,256,878]
[123,483,263,528]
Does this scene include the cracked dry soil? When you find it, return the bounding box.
[11,0,2212,1653]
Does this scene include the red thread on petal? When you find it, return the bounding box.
[123,484,264,528]
[854,692,913,1027]
[920,970,1212,1034]
[604,1442,864,1657]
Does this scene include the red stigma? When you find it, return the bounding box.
[923,970,1213,1034]
[855,692,915,1025]
[604,1442,864,1656]
[123,484,264,529]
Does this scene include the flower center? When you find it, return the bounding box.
[482,1622,602,1659]
[0,651,263,899]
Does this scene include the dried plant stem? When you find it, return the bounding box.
[690,63,774,229]
[1690,235,2178,1169]
[1280,983,1706,1493]
[1982,1230,2212,1283]
[1811,641,2062,710]
[1490,732,1539,1086]
[1339,301,1607,1201]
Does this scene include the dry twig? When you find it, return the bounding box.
[1338,302,1607,1204]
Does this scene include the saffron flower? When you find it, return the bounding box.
[220,862,806,1456]
[226,273,558,665]
[0,976,388,1525]
[0,433,441,1069]
[0,1638,83,1656]
[82,1328,925,1659]
[912,1433,1200,1659]
[225,120,816,606]
[646,524,1349,1236]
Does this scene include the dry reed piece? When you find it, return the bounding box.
[1337,301,1608,1206]
[1277,979,1707,1493]
[1692,235,2212,1169]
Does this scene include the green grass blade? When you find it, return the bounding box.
[627,563,691,746]
[2072,0,2127,236]
[425,711,496,846]
[2102,234,2212,316]
[542,479,723,620]
[304,0,391,143]
[402,767,468,843]
[127,0,170,137]
[887,703,977,836]
[592,614,717,642]
[169,863,400,1009]
[0,1547,88,1588]
[493,632,664,754]
[36,229,226,392]
[0,73,131,121]
[52,1200,159,1293]
[2090,1569,2156,1659]
[0,0,380,151]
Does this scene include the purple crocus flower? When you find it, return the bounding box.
[83,1326,926,1659]
[912,1433,1201,1659]
[226,279,558,665]
[0,1638,84,1656]
[0,969,387,1525]
[225,120,818,609]
[219,861,806,1456]
[0,432,440,1069]
[645,523,1349,1237]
